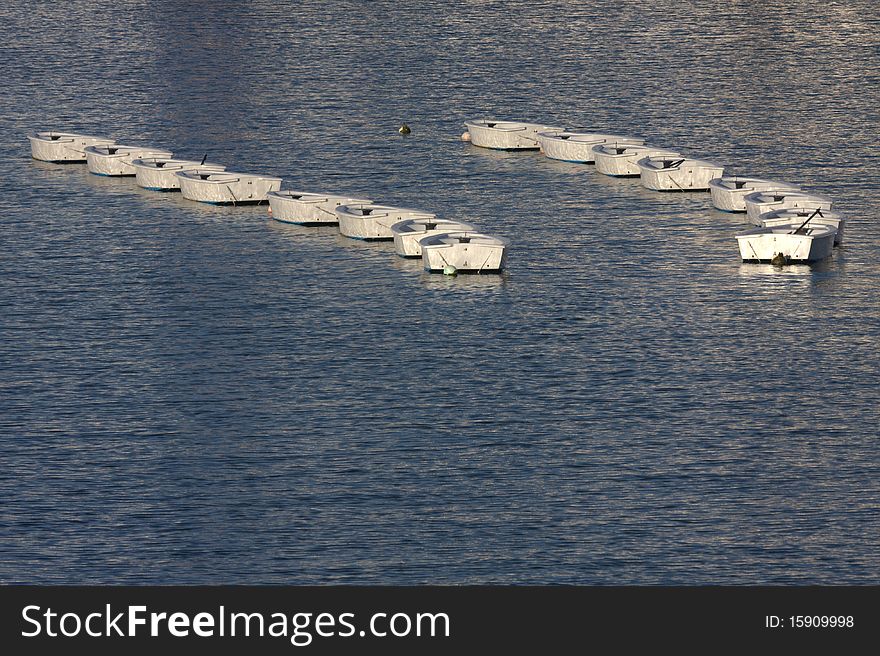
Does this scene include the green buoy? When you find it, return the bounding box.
[770,252,789,266]
[399,124,411,135]
[443,265,457,276]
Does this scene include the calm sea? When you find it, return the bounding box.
[1,0,879,584]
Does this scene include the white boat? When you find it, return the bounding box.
[266,191,372,225]
[130,158,225,191]
[743,190,834,223]
[335,203,436,240]
[84,144,173,176]
[391,217,478,257]
[28,131,115,163]
[463,120,562,150]
[638,156,723,191]
[176,169,282,204]
[736,223,836,264]
[421,232,508,273]
[708,177,800,212]
[759,208,845,245]
[534,131,644,163]
[592,143,682,177]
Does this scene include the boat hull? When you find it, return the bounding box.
[29,133,115,163]
[392,220,477,257]
[133,162,225,191]
[745,195,834,223]
[422,244,507,272]
[736,228,835,263]
[639,161,724,191]
[85,147,173,176]
[420,234,508,273]
[537,134,643,163]
[464,121,561,150]
[593,147,681,177]
[760,211,845,246]
[178,174,282,204]
[267,192,372,225]
[336,206,435,240]
[709,178,800,212]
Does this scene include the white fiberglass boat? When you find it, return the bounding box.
[534,131,644,163]
[391,217,477,257]
[463,120,562,150]
[28,131,115,163]
[592,144,682,177]
[736,223,836,264]
[708,177,800,212]
[266,191,372,225]
[176,169,282,204]
[420,232,508,273]
[759,208,845,245]
[84,144,173,176]
[743,190,834,223]
[637,156,723,191]
[335,203,436,240]
[130,157,225,191]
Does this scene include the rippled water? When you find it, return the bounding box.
[2,0,879,584]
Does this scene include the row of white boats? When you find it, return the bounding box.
[463,120,843,264]
[27,131,509,274]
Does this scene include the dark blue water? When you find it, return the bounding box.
[2,0,879,584]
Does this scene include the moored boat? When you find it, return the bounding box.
[592,143,682,177]
[176,169,282,204]
[130,157,225,191]
[85,144,173,176]
[335,203,436,240]
[391,217,478,257]
[28,131,115,163]
[736,223,836,264]
[463,120,562,150]
[708,177,800,212]
[743,190,834,223]
[637,156,724,191]
[759,208,845,245]
[266,191,372,225]
[535,131,644,163]
[420,232,508,273]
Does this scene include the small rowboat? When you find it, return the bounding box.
[759,208,845,246]
[592,143,682,177]
[130,157,225,191]
[85,144,174,176]
[743,190,834,223]
[463,119,562,150]
[266,191,372,225]
[420,232,508,273]
[176,169,282,204]
[736,219,836,264]
[28,131,115,163]
[708,177,800,212]
[637,156,723,191]
[391,217,477,257]
[535,131,644,163]
[335,203,436,240]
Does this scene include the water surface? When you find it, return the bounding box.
[1,0,879,584]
